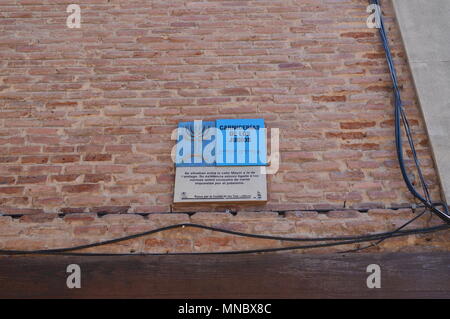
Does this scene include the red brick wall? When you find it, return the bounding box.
[0,0,448,253]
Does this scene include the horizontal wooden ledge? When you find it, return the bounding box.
[0,252,449,298]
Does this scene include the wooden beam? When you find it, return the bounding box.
[0,252,449,298]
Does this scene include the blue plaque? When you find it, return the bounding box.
[174,118,268,203]
[175,118,267,167]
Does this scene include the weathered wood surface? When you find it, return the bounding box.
[0,252,448,298]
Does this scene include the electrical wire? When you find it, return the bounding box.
[340,207,429,253]
[48,225,449,256]
[0,222,448,256]
[339,0,450,253]
[337,0,450,252]
[370,0,450,223]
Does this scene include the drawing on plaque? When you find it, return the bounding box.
[173,119,268,203]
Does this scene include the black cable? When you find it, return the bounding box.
[3,223,447,256]
[340,208,429,253]
[338,1,450,253]
[370,0,450,223]
[401,109,432,202]
[0,221,448,256]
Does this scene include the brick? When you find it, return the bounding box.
[64,213,97,223]
[0,157,19,163]
[115,154,151,164]
[235,212,279,220]
[34,197,64,207]
[21,156,49,164]
[9,146,41,154]
[77,145,104,153]
[220,88,250,96]
[17,175,47,184]
[341,32,375,39]
[74,225,107,236]
[0,176,15,185]
[65,165,93,174]
[51,155,80,163]
[84,154,113,162]
[326,210,360,219]
[62,184,100,193]
[326,132,367,140]
[368,191,398,200]
[330,171,365,181]
[104,127,142,135]
[52,175,80,183]
[347,161,380,169]
[19,213,58,223]
[0,137,25,145]
[45,146,75,153]
[148,213,190,224]
[278,63,308,70]
[323,151,363,160]
[0,216,13,225]
[302,161,340,172]
[285,211,319,220]
[0,207,43,216]
[90,206,130,214]
[102,214,145,224]
[367,209,412,219]
[0,187,24,195]
[105,145,132,153]
[84,174,112,183]
[313,95,346,102]
[191,212,232,223]
[133,205,171,214]
[193,236,233,249]
[95,165,127,174]
[340,122,376,130]
[343,143,380,151]
[197,97,231,105]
